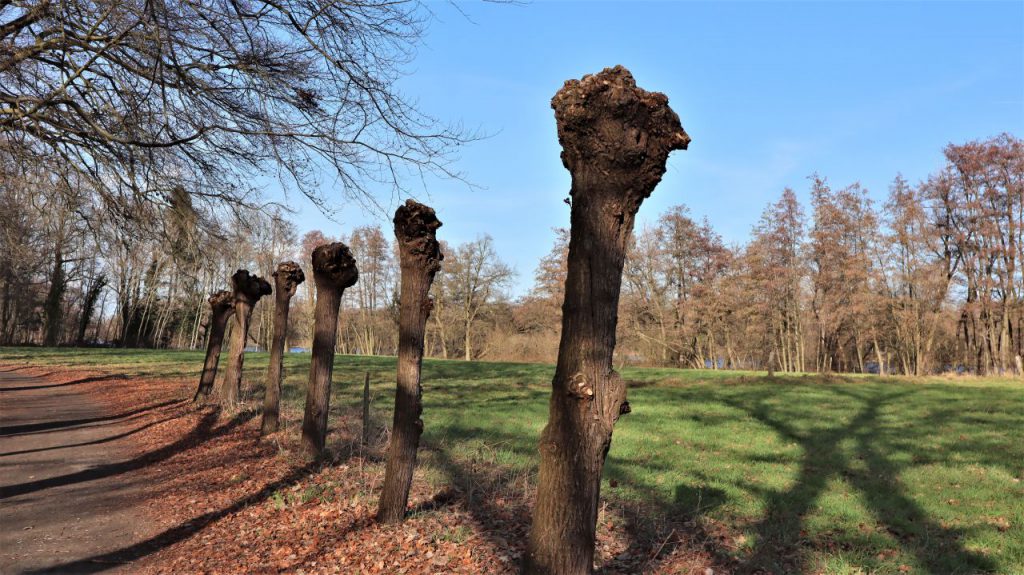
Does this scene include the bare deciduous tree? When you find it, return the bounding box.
[2,0,472,228]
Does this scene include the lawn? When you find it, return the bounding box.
[2,347,1022,574]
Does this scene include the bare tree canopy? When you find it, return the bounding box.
[1,0,468,222]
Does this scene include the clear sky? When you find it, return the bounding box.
[287,0,1024,295]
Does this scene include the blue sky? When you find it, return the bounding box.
[287,0,1024,295]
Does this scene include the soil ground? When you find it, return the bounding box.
[0,369,166,574]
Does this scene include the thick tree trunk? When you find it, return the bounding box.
[261,262,305,435]
[524,66,689,575]
[217,270,272,406]
[378,200,443,523]
[301,243,358,459]
[193,291,235,402]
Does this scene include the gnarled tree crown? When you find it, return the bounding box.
[393,199,444,274]
[273,261,306,298]
[230,270,273,304]
[208,290,235,312]
[311,243,359,288]
[552,65,690,209]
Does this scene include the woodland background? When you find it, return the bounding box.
[3,133,1021,377]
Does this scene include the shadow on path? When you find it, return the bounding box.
[0,414,184,458]
[0,399,184,437]
[0,374,129,393]
[24,462,319,574]
[0,409,252,500]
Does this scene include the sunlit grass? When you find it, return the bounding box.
[3,347,1021,573]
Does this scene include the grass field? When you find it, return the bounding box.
[2,347,1022,574]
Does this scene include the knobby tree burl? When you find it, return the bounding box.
[378,200,443,523]
[218,270,272,406]
[301,243,358,459]
[261,261,305,435]
[524,66,690,575]
[193,291,235,402]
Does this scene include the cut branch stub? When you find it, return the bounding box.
[231,268,273,306]
[393,199,443,273]
[209,290,235,314]
[272,261,305,299]
[552,64,690,213]
[311,242,359,291]
[301,242,358,458]
[193,290,235,403]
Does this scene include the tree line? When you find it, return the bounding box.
[5,133,1021,376]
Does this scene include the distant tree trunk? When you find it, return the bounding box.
[378,200,443,523]
[217,270,272,406]
[76,275,107,345]
[261,262,305,435]
[193,291,235,402]
[873,336,886,376]
[300,243,358,459]
[43,243,65,347]
[524,66,689,575]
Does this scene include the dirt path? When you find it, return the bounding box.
[0,369,160,574]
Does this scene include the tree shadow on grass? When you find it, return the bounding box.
[408,421,734,575]
[598,455,733,573]
[721,387,998,575]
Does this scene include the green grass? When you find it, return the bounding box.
[3,347,1022,574]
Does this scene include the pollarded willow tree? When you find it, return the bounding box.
[524,66,690,575]
[301,242,358,459]
[218,269,272,406]
[262,261,305,435]
[378,200,443,523]
[193,290,234,402]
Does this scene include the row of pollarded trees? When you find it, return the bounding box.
[189,199,444,524]
[188,66,689,575]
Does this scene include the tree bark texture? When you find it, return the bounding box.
[378,200,443,523]
[193,290,235,402]
[301,243,358,459]
[524,66,689,575]
[261,261,305,435]
[217,269,272,406]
